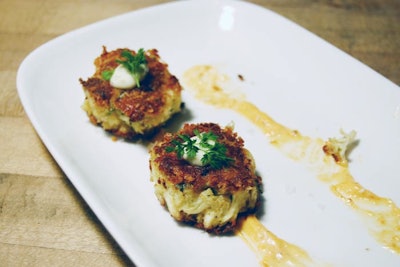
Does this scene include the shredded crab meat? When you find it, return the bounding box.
[323,129,357,166]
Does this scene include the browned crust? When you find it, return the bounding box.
[152,123,262,195]
[79,47,182,138]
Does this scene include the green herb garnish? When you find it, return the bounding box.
[116,48,148,87]
[101,69,114,81]
[166,129,234,169]
[166,135,197,159]
[201,139,233,169]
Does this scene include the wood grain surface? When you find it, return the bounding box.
[0,0,399,266]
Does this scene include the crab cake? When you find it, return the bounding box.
[149,123,262,234]
[79,47,182,139]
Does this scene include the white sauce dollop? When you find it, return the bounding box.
[183,135,215,166]
[110,64,148,89]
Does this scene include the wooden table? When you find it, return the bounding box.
[1,0,399,266]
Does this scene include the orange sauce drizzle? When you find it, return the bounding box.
[182,65,400,264]
[236,215,318,267]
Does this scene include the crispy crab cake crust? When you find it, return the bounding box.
[79,47,182,139]
[149,123,262,234]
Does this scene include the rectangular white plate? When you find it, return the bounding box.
[17,0,400,266]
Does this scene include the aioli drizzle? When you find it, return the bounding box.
[237,215,317,267]
[182,65,400,265]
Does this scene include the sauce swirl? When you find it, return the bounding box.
[183,65,400,265]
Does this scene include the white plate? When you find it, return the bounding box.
[17,0,400,266]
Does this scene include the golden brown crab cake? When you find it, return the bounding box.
[149,123,262,234]
[79,47,182,139]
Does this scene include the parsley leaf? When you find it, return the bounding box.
[116,49,148,87]
[101,69,114,81]
[166,130,234,169]
[201,142,234,169]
